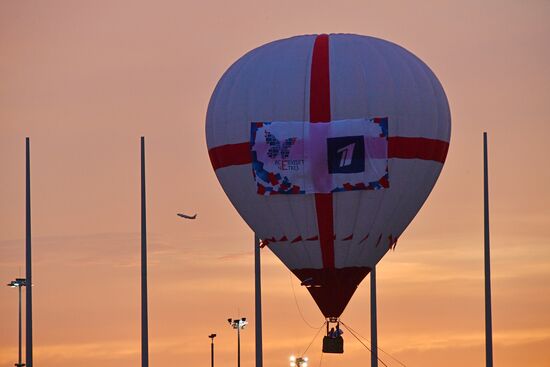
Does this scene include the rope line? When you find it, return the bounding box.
[302,322,326,356]
[289,271,322,329]
[341,321,407,367]
[340,322,389,367]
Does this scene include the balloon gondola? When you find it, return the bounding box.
[206,33,451,353]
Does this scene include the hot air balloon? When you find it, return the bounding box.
[206,34,450,328]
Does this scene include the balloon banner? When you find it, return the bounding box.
[251,118,389,195]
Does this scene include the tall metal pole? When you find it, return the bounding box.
[211,337,215,367]
[370,266,378,367]
[483,132,493,367]
[141,136,149,367]
[25,137,33,367]
[7,279,26,367]
[18,284,23,367]
[237,326,241,367]
[254,234,263,367]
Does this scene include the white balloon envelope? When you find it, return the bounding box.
[206,34,451,318]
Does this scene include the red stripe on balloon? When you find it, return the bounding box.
[314,193,334,268]
[310,34,336,269]
[310,34,331,123]
[208,143,251,170]
[388,136,449,163]
[208,137,449,170]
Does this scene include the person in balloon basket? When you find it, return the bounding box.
[328,326,344,338]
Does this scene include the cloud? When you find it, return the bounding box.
[0,232,183,268]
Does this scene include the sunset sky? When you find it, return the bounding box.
[1,1,549,366]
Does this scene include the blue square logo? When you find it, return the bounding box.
[327,136,365,174]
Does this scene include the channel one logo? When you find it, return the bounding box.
[327,136,365,174]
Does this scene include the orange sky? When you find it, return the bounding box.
[1,1,549,366]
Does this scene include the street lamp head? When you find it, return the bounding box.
[7,278,26,288]
[238,319,248,329]
[228,317,248,329]
[209,334,217,339]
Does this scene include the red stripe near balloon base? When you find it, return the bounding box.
[292,267,371,318]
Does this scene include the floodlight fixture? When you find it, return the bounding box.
[289,355,308,367]
[7,278,26,288]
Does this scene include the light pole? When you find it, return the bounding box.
[25,137,33,367]
[254,234,263,367]
[209,334,216,367]
[483,132,493,367]
[228,317,247,367]
[140,136,149,367]
[371,266,378,367]
[7,278,27,367]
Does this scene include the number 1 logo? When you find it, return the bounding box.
[337,143,355,168]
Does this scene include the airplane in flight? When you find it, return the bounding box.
[177,213,197,220]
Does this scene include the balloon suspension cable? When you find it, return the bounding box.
[302,321,326,356]
[340,321,408,367]
[339,321,389,367]
[289,271,324,329]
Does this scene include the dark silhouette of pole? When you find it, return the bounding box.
[254,234,263,367]
[238,325,241,367]
[370,266,378,367]
[18,283,23,366]
[25,137,33,367]
[18,281,24,367]
[141,137,149,367]
[8,279,26,367]
[209,334,216,367]
[228,318,247,367]
[483,132,493,367]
